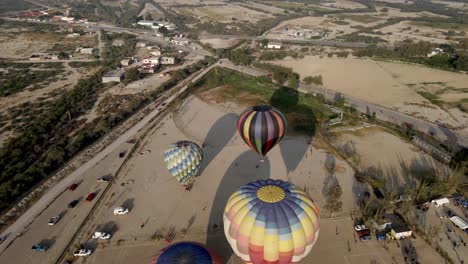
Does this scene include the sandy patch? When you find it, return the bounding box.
[377,20,456,44]
[178,4,273,23]
[199,38,239,49]
[332,127,450,193]
[138,2,165,19]
[320,0,367,9]
[243,1,286,14]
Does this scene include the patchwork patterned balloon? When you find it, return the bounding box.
[237,105,287,159]
[163,141,203,186]
[223,179,319,264]
[150,241,224,264]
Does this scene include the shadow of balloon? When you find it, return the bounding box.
[198,113,238,176]
[270,87,317,174]
[205,151,270,262]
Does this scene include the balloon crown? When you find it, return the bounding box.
[252,105,272,112]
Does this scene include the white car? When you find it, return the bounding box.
[92,231,111,240]
[74,249,92,257]
[354,225,368,232]
[113,207,129,215]
[48,215,60,226]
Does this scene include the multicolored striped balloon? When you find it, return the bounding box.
[237,105,287,159]
[150,241,224,264]
[223,179,319,264]
[163,141,203,186]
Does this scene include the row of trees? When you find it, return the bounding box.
[355,41,468,71]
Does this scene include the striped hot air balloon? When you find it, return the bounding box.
[237,105,287,161]
[223,179,320,264]
[150,242,224,264]
[163,141,203,187]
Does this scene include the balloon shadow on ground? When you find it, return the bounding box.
[205,151,270,262]
[270,87,317,174]
[198,113,238,176]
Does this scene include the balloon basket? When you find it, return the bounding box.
[259,158,264,163]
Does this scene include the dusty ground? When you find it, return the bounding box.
[71,94,447,264]
[320,0,367,9]
[175,4,273,23]
[330,127,450,194]
[271,56,468,131]
[138,2,165,20]
[0,32,97,59]
[199,38,239,49]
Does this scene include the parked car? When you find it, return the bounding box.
[97,176,111,183]
[92,231,111,240]
[73,248,92,257]
[119,151,126,158]
[68,183,78,191]
[113,207,129,215]
[0,236,5,244]
[48,215,61,226]
[354,225,368,232]
[85,192,97,202]
[32,244,48,252]
[68,200,79,208]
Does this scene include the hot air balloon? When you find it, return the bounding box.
[163,141,203,188]
[223,179,319,264]
[237,105,286,161]
[150,241,224,264]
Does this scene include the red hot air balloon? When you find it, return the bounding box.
[237,105,287,161]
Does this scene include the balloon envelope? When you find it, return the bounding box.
[237,105,287,158]
[163,141,203,185]
[223,179,319,264]
[151,242,224,264]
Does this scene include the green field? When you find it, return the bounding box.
[337,14,382,24]
[0,0,37,13]
[411,21,468,30]
[193,67,332,135]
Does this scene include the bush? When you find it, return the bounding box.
[304,75,323,85]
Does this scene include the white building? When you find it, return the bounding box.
[160,56,175,65]
[102,69,125,83]
[431,198,450,207]
[136,42,146,48]
[142,57,160,65]
[137,20,155,27]
[266,42,282,49]
[427,47,444,58]
[137,20,176,30]
[450,216,468,230]
[120,58,134,67]
[79,48,95,55]
[66,33,80,38]
[151,50,161,56]
[391,225,412,239]
[171,38,190,46]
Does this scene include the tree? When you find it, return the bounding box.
[123,68,140,84]
[288,73,299,89]
[158,26,168,37]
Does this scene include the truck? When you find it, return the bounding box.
[92,231,111,240]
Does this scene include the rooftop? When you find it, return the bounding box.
[103,69,124,77]
[392,224,411,233]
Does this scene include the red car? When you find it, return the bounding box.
[85,192,97,202]
[68,183,78,191]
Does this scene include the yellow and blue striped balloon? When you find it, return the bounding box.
[163,141,203,186]
[224,179,319,264]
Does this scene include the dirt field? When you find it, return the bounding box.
[138,2,165,20]
[330,127,450,194]
[199,38,239,49]
[271,56,468,131]
[175,4,273,23]
[320,0,367,9]
[0,32,97,59]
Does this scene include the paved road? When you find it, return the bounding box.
[200,33,370,48]
[299,84,468,149]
